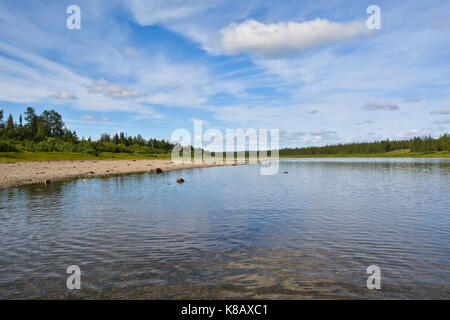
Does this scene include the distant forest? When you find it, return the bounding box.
[280,134,450,155]
[1,107,449,156]
[0,108,174,155]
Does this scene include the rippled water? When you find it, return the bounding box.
[1,158,449,299]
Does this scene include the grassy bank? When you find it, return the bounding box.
[1,150,449,163]
[280,150,450,158]
[0,152,171,162]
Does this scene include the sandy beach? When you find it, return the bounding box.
[0,159,231,190]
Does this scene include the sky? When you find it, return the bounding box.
[0,0,449,147]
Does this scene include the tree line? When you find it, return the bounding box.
[1,107,448,156]
[279,134,450,155]
[0,107,174,155]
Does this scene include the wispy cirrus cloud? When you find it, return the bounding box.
[0,42,162,118]
[79,115,110,122]
[362,102,399,111]
[80,114,94,121]
[430,108,450,115]
[309,128,338,137]
[129,0,223,25]
[433,118,450,124]
[356,120,375,125]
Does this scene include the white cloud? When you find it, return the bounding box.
[403,97,421,103]
[430,108,450,115]
[356,120,374,125]
[86,79,147,100]
[309,128,336,135]
[397,129,433,138]
[79,115,112,123]
[362,102,399,111]
[220,18,368,57]
[433,118,450,124]
[50,90,77,100]
[80,115,95,121]
[279,129,339,147]
[397,130,419,138]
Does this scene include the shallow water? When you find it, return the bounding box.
[0,158,449,299]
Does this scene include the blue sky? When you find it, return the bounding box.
[0,0,449,147]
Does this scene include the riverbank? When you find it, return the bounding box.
[0,159,229,190]
[2,150,450,163]
[0,151,170,162]
[280,150,450,158]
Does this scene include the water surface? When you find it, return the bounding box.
[1,158,449,299]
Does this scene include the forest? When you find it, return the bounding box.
[0,107,174,155]
[279,134,450,156]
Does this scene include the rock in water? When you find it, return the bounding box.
[176,178,185,184]
[45,179,51,185]
[155,168,163,174]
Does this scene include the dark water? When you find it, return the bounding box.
[0,158,449,299]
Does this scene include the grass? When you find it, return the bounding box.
[280,150,450,158]
[1,149,449,163]
[0,152,171,162]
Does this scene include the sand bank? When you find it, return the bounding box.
[0,159,232,189]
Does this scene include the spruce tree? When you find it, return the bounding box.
[7,114,14,131]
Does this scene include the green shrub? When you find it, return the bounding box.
[0,140,18,152]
